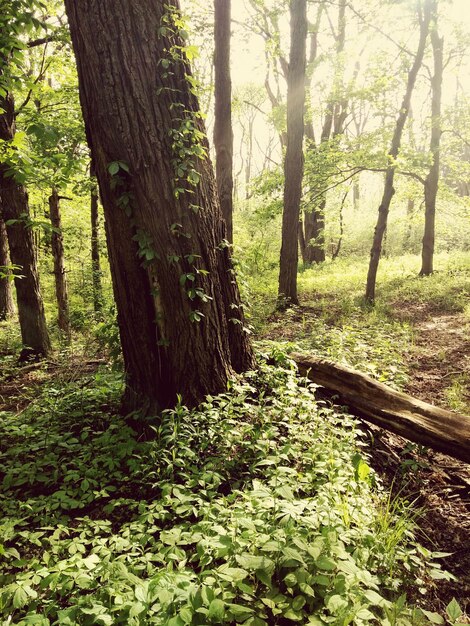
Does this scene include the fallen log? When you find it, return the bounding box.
[291,353,470,464]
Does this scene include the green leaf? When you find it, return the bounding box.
[326,595,348,614]
[316,556,337,571]
[108,162,120,176]
[292,596,306,611]
[179,607,193,625]
[284,573,297,588]
[446,598,463,622]
[421,610,444,624]
[236,553,275,573]
[227,604,254,619]
[283,609,303,621]
[208,599,225,621]
[217,567,248,582]
[13,585,28,609]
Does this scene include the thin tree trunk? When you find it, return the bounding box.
[278,0,307,306]
[404,197,415,251]
[213,0,233,243]
[299,5,324,263]
[244,118,254,201]
[0,91,51,359]
[65,0,255,413]
[0,213,15,320]
[304,0,346,265]
[365,0,432,303]
[90,164,103,314]
[420,4,442,276]
[332,189,347,260]
[353,178,360,209]
[48,188,70,336]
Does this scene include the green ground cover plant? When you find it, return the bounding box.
[0,357,458,626]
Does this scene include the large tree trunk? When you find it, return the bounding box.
[293,354,470,464]
[0,214,15,320]
[278,0,307,305]
[64,0,255,413]
[420,4,442,277]
[366,0,432,303]
[48,188,70,336]
[90,164,103,314]
[213,0,233,243]
[0,91,51,359]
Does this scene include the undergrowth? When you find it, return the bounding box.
[0,358,457,626]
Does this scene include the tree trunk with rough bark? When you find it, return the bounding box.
[420,4,442,277]
[48,188,70,336]
[90,164,103,314]
[366,0,432,303]
[278,0,307,305]
[65,0,255,414]
[0,213,15,320]
[0,91,51,359]
[213,0,233,243]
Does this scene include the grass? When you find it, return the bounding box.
[247,251,470,401]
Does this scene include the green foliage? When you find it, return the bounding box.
[0,361,452,625]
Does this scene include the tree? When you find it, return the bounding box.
[64,0,255,413]
[420,0,442,276]
[213,0,233,242]
[302,0,346,265]
[90,162,103,314]
[365,0,432,303]
[0,1,53,357]
[0,213,15,320]
[278,0,307,305]
[0,94,51,357]
[48,187,70,335]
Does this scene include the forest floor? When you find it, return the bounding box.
[366,304,470,616]
[256,264,470,618]
[1,253,469,623]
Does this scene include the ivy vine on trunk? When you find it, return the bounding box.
[64,0,255,414]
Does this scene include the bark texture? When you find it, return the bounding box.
[90,164,103,314]
[213,0,233,242]
[64,0,255,413]
[278,0,307,305]
[0,213,15,320]
[293,353,470,464]
[0,91,50,358]
[48,188,70,335]
[420,3,442,276]
[366,0,432,302]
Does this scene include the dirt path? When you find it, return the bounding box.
[369,305,470,617]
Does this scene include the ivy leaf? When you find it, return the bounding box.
[107,162,120,176]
